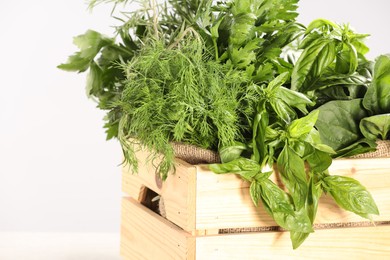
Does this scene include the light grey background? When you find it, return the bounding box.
[0,0,389,233]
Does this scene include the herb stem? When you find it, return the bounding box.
[149,0,159,39]
[168,27,201,49]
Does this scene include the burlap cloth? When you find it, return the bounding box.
[157,140,390,233]
[172,140,390,164]
[172,142,221,164]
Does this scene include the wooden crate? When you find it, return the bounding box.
[121,150,390,259]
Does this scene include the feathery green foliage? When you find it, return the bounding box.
[117,37,254,179]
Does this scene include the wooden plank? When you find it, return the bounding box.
[195,164,275,230]
[122,151,197,232]
[120,197,195,260]
[123,149,390,232]
[194,158,390,230]
[196,225,390,259]
[121,196,390,260]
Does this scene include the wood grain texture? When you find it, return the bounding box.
[196,225,390,260]
[122,151,197,232]
[194,158,390,230]
[122,147,390,232]
[121,196,390,260]
[120,197,195,260]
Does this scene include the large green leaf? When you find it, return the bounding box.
[287,110,319,139]
[315,99,367,151]
[259,179,313,233]
[58,30,114,72]
[360,114,390,140]
[363,54,390,114]
[291,38,337,92]
[323,175,379,220]
[275,87,314,114]
[209,157,261,181]
[277,145,307,209]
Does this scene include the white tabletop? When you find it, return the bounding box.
[0,232,121,260]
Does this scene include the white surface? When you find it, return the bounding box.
[0,232,121,260]
[0,0,389,233]
[0,1,123,232]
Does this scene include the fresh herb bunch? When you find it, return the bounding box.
[117,37,255,179]
[59,0,390,248]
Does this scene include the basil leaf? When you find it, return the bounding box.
[335,42,358,75]
[290,178,322,249]
[304,129,336,154]
[250,181,262,207]
[270,99,296,124]
[267,72,290,93]
[275,87,314,114]
[323,175,379,220]
[277,146,308,209]
[290,231,310,250]
[219,142,247,163]
[288,110,319,139]
[291,38,336,92]
[306,149,332,172]
[363,54,390,114]
[209,157,261,181]
[305,18,339,34]
[259,179,313,233]
[360,114,390,140]
[313,73,369,90]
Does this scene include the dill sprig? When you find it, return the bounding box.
[117,36,253,179]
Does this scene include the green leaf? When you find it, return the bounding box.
[267,72,290,93]
[360,114,390,140]
[288,110,319,139]
[86,61,103,97]
[305,18,339,34]
[277,145,308,209]
[323,175,379,220]
[229,13,256,46]
[209,157,261,181]
[291,39,336,92]
[219,142,247,163]
[306,149,332,172]
[335,139,377,158]
[58,30,114,72]
[311,73,368,91]
[290,231,310,250]
[259,179,313,233]
[363,54,390,114]
[275,87,314,114]
[250,181,262,207]
[252,110,269,165]
[315,99,368,151]
[270,100,296,124]
[229,38,260,68]
[290,177,322,249]
[304,129,336,154]
[335,42,358,75]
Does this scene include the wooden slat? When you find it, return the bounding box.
[121,196,390,260]
[194,158,390,230]
[123,147,390,232]
[122,151,197,232]
[120,197,195,260]
[195,164,275,230]
[196,225,390,259]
